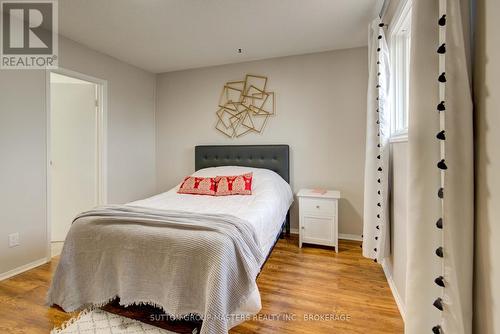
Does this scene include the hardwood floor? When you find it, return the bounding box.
[0,236,403,333]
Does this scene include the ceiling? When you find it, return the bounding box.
[58,0,382,73]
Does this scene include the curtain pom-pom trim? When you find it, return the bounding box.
[437,101,446,111]
[436,130,446,140]
[436,247,444,258]
[435,276,445,287]
[438,72,447,83]
[432,325,443,334]
[437,159,448,170]
[438,15,446,26]
[433,297,444,311]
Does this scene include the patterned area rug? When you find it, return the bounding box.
[51,309,181,334]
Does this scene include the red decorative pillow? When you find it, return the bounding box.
[178,176,216,195]
[214,173,253,196]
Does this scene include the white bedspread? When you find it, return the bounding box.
[49,166,293,332]
[130,166,294,255]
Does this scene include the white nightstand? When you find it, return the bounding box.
[297,189,340,252]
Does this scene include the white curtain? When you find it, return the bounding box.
[362,18,390,262]
[405,0,473,333]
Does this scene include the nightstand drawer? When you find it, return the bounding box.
[300,197,335,216]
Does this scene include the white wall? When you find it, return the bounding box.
[0,36,156,277]
[155,48,368,234]
[59,37,157,204]
[473,0,500,332]
[0,70,48,276]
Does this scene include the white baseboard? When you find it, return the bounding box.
[381,260,406,322]
[338,233,362,241]
[0,257,48,281]
[289,229,362,241]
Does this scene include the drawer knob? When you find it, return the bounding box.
[316,205,320,209]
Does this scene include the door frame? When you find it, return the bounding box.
[45,67,108,260]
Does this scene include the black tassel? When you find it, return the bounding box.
[438,72,447,83]
[378,35,382,40]
[376,108,379,112]
[435,276,445,287]
[374,248,377,252]
[377,178,381,183]
[436,246,444,258]
[437,159,448,170]
[436,130,446,140]
[377,190,381,195]
[438,15,447,26]
[437,101,446,111]
[376,225,380,230]
[377,61,380,64]
[437,43,446,54]
[376,120,380,125]
[378,167,383,172]
[432,325,443,334]
[377,202,381,207]
[377,143,381,148]
[377,155,381,159]
[377,48,381,52]
[438,187,444,199]
[433,297,444,311]
[374,258,378,263]
[377,214,380,218]
[436,218,443,229]
[375,236,379,240]
[376,84,381,88]
[378,23,385,27]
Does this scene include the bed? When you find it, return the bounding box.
[48,145,292,334]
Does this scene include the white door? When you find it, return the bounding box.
[50,73,98,242]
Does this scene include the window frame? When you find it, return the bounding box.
[388,0,412,142]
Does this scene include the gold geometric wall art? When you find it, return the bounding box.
[216,74,275,138]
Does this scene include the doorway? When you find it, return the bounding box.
[47,69,107,257]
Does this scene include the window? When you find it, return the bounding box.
[388,0,412,139]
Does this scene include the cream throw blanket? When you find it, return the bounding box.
[47,205,265,334]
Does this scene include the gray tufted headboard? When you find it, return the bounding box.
[195,145,290,235]
[195,145,290,183]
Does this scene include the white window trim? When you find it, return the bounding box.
[388,0,412,142]
[389,132,409,143]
